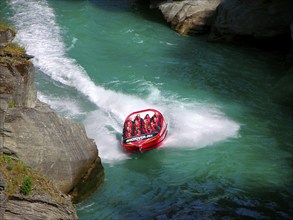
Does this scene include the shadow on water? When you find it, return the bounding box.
[93,146,293,219]
[171,38,293,220]
[88,0,136,11]
[88,0,167,25]
[125,151,292,219]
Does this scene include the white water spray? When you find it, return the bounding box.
[9,0,240,163]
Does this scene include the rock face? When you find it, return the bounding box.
[0,61,37,109]
[0,174,6,219]
[154,0,221,35]
[5,103,103,194]
[0,28,15,48]
[153,0,293,42]
[4,195,77,220]
[209,0,293,41]
[1,171,77,220]
[0,27,104,218]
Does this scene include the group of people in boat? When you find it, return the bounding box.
[123,111,162,139]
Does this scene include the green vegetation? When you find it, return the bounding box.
[0,21,24,63]
[20,176,33,195]
[0,43,25,58]
[0,155,66,202]
[8,100,15,108]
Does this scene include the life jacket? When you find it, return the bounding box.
[134,128,142,136]
[125,131,132,138]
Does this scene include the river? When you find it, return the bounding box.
[2,0,292,219]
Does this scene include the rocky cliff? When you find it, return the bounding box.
[0,26,104,219]
[151,0,293,42]
[151,0,221,35]
[209,0,293,42]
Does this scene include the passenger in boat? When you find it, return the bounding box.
[134,127,142,136]
[133,117,143,136]
[143,117,149,126]
[152,114,161,128]
[144,114,151,125]
[134,118,141,130]
[141,119,149,134]
[125,125,133,138]
[135,114,143,126]
[149,121,160,133]
[124,119,133,138]
[153,111,162,124]
[146,123,152,134]
[125,119,133,129]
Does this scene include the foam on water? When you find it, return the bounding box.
[38,92,86,120]
[9,0,240,163]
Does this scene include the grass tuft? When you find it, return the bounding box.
[20,176,33,195]
[0,155,69,203]
[8,100,15,108]
[0,43,25,57]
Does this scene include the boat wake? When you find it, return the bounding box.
[9,0,240,163]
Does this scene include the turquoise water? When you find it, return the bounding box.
[2,0,293,219]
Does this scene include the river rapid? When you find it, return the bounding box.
[2,0,292,219]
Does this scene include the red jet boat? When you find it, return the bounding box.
[122,109,167,153]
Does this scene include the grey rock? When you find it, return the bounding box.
[0,28,16,48]
[154,0,222,35]
[4,195,77,220]
[209,0,293,41]
[0,173,7,220]
[5,103,102,194]
[0,61,37,109]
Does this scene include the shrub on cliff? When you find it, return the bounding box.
[0,42,25,58]
[0,155,68,203]
[20,176,33,195]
